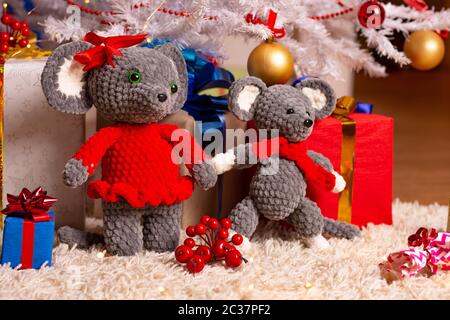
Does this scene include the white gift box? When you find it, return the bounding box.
[2,58,86,229]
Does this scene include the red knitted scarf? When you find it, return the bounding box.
[253,136,336,191]
[279,137,336,191]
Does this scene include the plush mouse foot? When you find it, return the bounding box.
[228,229,252,255]
[304,234,331,250]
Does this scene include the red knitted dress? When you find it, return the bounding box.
[73,123,206,208]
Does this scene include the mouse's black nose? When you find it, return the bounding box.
[304,119,313,128]
[157,93,167,102]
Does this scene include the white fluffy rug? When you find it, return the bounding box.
[0,200,449,300]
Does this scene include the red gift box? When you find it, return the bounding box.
[304,99,393,228]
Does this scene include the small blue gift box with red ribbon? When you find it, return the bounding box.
[0,187,57,269]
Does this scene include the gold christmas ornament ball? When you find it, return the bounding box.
[403,30,446,71]
[247,40,295,86]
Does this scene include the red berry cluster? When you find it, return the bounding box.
[0,6,31,65]
[175,215,246,273]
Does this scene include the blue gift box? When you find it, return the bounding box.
[1,212,55,269]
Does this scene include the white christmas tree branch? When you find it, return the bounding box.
[41,0,450,79]
[360,27,411,65]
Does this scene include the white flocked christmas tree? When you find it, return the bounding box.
[38,0,450,79]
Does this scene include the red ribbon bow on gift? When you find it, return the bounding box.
[245,9,286,39]
[379,227,450,281]
[1,187,57,222]
[74,32,148,72]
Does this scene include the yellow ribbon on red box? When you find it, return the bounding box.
[331,96,374,223]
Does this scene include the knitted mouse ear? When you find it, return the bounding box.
[41,41,94,114]
[155,44,188,113]
[294,78,336,119]
[228,76,267,121]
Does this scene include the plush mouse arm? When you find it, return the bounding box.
[210,137,279,175]
[210,138,329,174]
[63,126,123,187]
[211,138,346,193]
[306,150,346,193]
[306,150,333,171]
[160,124,217,190]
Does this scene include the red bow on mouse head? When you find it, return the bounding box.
[74,32,148,71]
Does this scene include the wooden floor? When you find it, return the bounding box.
[354,68,450,205]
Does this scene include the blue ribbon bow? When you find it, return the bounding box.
[181,47,235,143]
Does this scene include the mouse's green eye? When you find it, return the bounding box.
[170,82,178,94]
[128,71,142,84]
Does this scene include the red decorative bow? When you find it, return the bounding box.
[1,187,57,222]
[245,9,286,39]
[74,32,148,72]
[407,227,438,248]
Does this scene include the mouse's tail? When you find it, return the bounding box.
[323,218,361,239]
[57,226,104,249]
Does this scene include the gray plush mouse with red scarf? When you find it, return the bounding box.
[211,76,360,249]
